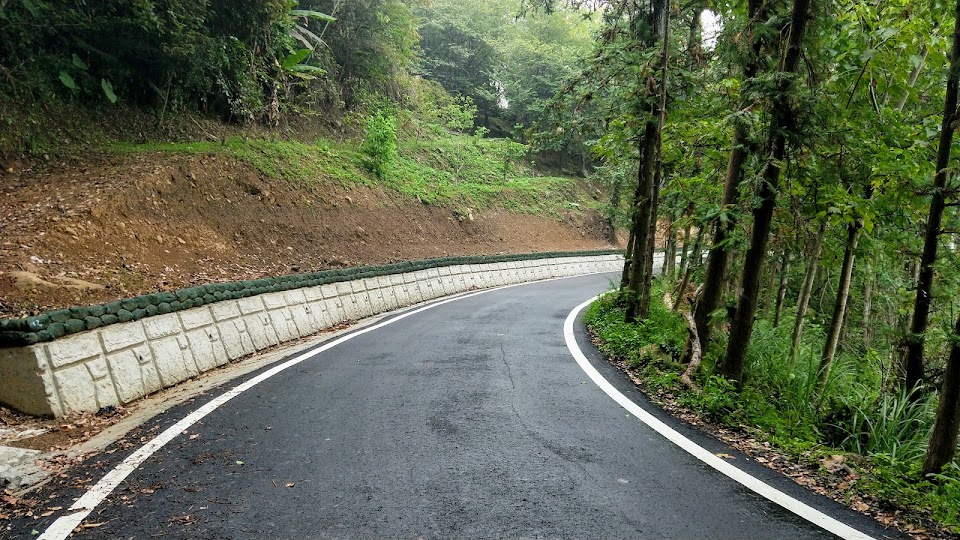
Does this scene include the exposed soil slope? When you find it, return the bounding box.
[0,153,615,318]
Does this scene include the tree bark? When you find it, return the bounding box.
[862,262,874,350]
[923,313,960,476]
[678,218,692,277]
[625,0,669,323]
[621,226,636,289]
[789,223,825,366]
[920,0,960,477]
[720,0,813,385]
[773,251,791,328]
[693,0,765,352]
[665,213,677,280]
[904,0,960,395]
[817,222,861,392]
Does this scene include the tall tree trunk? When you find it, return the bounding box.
[904,0,960,395]
[921,0,960,477]
[626,0,669,323]
[693,0,764,352]
[862,262,874,350]
[789,223,825,366]
[625,123,659,323]
[773,251,791,328]
[720,0,812,385]
[923,312,960,476]
[665,213,677,280]
[676,227,705,311]
[817,222,861,392]
[763,252,781,320]
[621,227,636,289]
[607,175,624,244]
[678,218,692,278]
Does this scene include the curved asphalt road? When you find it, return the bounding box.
[22,273,902,539]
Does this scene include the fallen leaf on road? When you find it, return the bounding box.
[285,483,295,488]
[715,453,735,460]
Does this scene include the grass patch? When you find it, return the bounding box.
[114,132,598,217]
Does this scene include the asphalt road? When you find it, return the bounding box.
[21,273,903,539]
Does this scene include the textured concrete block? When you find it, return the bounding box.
[243,314,279,350]
[283,289,307,306]
[303,286,323,302]
[92,376,120,409]
[290,303,322,336]
[186,328,229,371]
[238,296,265,315]
[320,284,338,299]
[336,282,353,297]
[99,322,147,352]
[143,314,183,340]
[219,319,255,361]
[53,364,96,414]
[106,347,149,403]
[151,336,199,387]
[269,309,299,342]
[46,333,102,368]
[179,307,215,330]
[85,357,110,380]
[261,292,287,310]
[0,347,57,416]
[212,301,242,321]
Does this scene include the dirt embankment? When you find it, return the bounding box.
[0,153,616,318]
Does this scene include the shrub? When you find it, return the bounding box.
[361,110,398,177]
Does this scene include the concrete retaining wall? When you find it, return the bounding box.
[0,254,627,417]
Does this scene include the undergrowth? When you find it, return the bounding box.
[113,132,595,218]
[583,282,960,534]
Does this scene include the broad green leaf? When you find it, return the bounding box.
[58,71,79,90]
[290,9,335,22]
[281,49,313,70]
[292,64,326,74]
[72,54,88,70]
[101,78,117,103]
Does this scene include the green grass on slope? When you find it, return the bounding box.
[113,133,597,217]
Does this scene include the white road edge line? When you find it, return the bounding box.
[563,294,875,540]
[38,271,612,540]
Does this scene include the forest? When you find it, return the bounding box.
[2,0,960,535]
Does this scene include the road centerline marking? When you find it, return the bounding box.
[563,294,875,540]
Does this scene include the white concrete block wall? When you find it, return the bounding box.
[0,254,625,417]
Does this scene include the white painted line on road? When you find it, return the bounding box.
[39,271,616,540]
[563,295,875,540]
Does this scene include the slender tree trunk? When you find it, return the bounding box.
[693,0,765,350]
[789,223,825,366]
[773,251,791,328]
[607,175,624,244]
[665,214,677,280]
[678,218,692,278]
[923,312,960,476]
[763,253,781,320]
[720,0,812,385]
[817,222,861,392]
[905,0,960,395]
[863,263,875,350]
[921,0,960,476]
[676,227,705,311]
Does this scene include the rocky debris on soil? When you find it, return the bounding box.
[0,446,47,490]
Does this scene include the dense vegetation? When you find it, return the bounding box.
[541,0,960,532]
